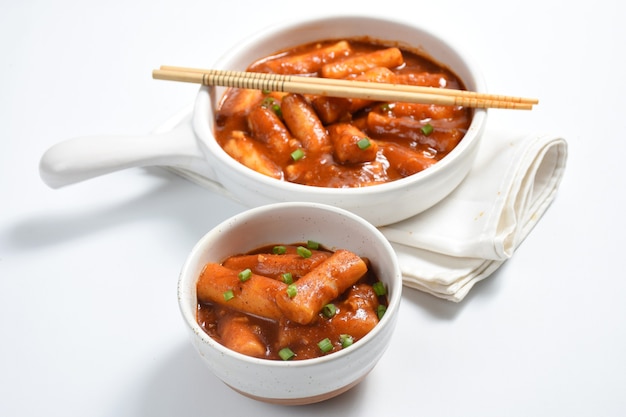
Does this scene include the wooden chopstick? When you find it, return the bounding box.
[153,66,537,110]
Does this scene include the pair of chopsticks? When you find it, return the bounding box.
[153,65,538,110]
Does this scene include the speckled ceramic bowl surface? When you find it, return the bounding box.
[191,14,488,226]
[177,202,402,405]
[40,14,487,227]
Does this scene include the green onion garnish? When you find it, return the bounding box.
[317,337,333,353]
[260,96,282,116]
[286,284,298,298]
[322,303,336,318]
[421,123,434,136]
[297,246,312,258]
[281,272,293,285]
[272,245,287,254]
[340,334,354,348]
[278,347,295,361]
[377,304,387,320]
[307,240,320,250]
[238,268,252,282]
[372,281,387,296]
[380,103,391,112]
[223,289,235,301]
[291,148,305,161]
[357,137,371,150]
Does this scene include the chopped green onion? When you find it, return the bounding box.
[291,148,305,161]
[317,337,333,353]
[377,304,387,320]
[262,89,271,95]
[272,245,287,255]
[372,281,387,296]
[286,283,298,298]
[238,268,252,282]
[223,289,235,301]
[297,246,312,258]
[278,347,295,361]
[281,272,293,285]
[307,240,320,250]
[261,97,282,117]
[380,103,391,112]
[357,137,371,150]
[421,123,434,136]
[340,334,354,348]
[322,303,336,318]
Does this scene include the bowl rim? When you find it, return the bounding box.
[177,201,403,367]
[192,13,488,196]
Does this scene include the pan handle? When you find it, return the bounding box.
[39,114,216,188]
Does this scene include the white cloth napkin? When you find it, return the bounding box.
[162,109,568,302]
[379,130,568,301]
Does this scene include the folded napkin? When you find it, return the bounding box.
[379,130,568,301]
[163,108,568,302]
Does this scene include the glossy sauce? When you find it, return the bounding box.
[196,244,388,361]
[214,38,472,187]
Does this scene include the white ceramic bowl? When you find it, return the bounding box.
[177,202,402,405]
[40,14,487,227]
[192,14,488,226]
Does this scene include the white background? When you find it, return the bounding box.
[1,1,624,416]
